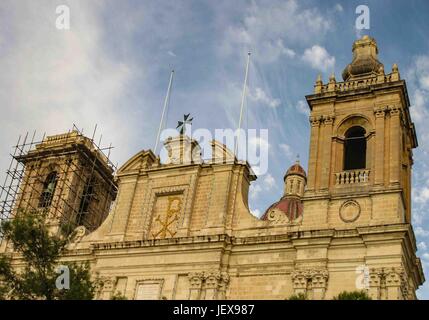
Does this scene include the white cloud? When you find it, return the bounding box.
[220,0,332,63]
[279,143,294,159]
[422,253,429,261]
[167,50,177,57]
[263,173,276,189]
[295,100,309,116]
[414,186,429,204]
[302,45,335,72]
[415,226,429,237]
[251,208,261,217]
[248,87,281,108]
[334,4,343,12]
[418,241,428,251]
[248,136,270,151]
[250,184,262,199]
[0,1,140,172]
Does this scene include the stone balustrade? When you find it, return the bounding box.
[335,169,370,185]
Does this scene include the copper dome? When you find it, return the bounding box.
[261,197,303,221]
[284,162,307,181]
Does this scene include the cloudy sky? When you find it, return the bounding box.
[1,0,429,298]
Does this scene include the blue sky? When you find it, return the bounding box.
[1,0,429,299]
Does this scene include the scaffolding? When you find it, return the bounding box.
[0,125,118,235]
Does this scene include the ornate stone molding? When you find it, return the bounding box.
[188,270,230,300]
[369,267,407,300]
[291,269,329,299]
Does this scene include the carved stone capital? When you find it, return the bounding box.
[323,114,335,125]
[310,270,329,288]
[291,270,308,290]
[374,106,387,118]
[309,116,322,127]
[385,267,404,287]
[204,271,221,289]
[188,272,204,289]
[388,105,401,116]
[292,269,329,290]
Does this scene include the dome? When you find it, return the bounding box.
[284,161,307,181]
[342,35,384,81]
[261,197,303,221]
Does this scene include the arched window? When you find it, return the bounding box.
[77,178,96,225]
[39,172,57,208]
[344,126,366,170]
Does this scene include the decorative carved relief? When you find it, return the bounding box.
[188,271,230,300]
[339,200,361,223]
[266,207,303,225]
[369,267,407,300]
[291,269,329,299]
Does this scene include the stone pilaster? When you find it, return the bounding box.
[320,115,335,190]
[99,277,116,300]
[373,106,387,185]
[291,270,308,295]
[368,268,382,300]
[204,271,221,300]
[388,106,401,185]
[385,268,403,300]
[310,270,329,300]
[188,272,204,300]
[217,273,230,300]
[291,269,329,300]
[307,116,322,191]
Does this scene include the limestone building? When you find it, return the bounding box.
[0,36,425,299]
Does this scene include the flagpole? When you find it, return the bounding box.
[235,52,251,157]
[154,70,174,154]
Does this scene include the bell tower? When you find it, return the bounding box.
[6,131,118,233]
[303,35,417,227]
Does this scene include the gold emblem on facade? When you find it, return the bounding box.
[152,196,182,239]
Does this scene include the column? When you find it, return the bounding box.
[389,106,401,185]
[373,106,386,185]
[307,116,321,191]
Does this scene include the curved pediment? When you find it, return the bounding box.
[117,150,157,175]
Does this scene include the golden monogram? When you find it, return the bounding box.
[152,196,182,239]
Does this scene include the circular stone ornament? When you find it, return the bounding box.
[339,200,361,222]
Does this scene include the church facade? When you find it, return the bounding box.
[0,36,425,299]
